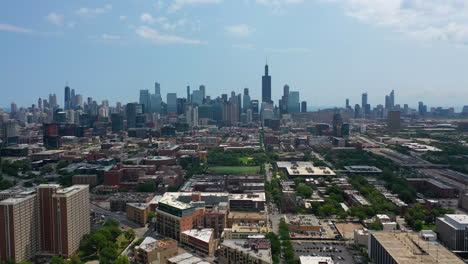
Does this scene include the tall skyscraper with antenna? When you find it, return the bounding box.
[262,63,272,104]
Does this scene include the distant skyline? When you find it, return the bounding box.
[2,0,468,108]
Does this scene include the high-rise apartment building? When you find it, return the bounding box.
[262,64,271,104]
[0,194,39,262]
[38,184,90,258]
[0,185,90,262]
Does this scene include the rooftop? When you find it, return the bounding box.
[371,231,464,264]
[221,239,272,263]
[277,161,335,177]
[299,256,334,264]
[135,237,176,252]
[182,228,213,243]
[168,253,210,264]
[127,203,149,210]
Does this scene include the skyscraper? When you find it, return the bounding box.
[126,103,143,129]
[345,98,349,109]
[387,110,401,132]
[243,88,251,112]
[332,113,343,137]
[287,91,300,114]
[199,85,206,102]
[139,90,151,113]
[361,92,368,108]
[186,86,191,102]
[280,85,290,114]
[155,82,161,95]
[301,101,307,113]
[262,64,272,104]
[191,90,203,106]
[389,90,395,109]
[167,93,178,114]
[70,89,75,109]
[64,86,71,110]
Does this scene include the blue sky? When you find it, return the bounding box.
[2,0,468,109]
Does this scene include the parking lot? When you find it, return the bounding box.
[292,241,364,264]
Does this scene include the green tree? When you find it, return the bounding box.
[99,246,118,264]
[369,221,383,230]
[296,185,313,198]
[49,256,66,264]
[114,256,130,264]
[69,255,82,264]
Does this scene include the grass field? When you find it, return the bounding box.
[208,166,259,175]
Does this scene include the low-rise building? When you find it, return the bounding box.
[285,215,321,233]
[134,237,178,264]
[276,161,335,178]
[167,253,211,264]
[127,203,150,226]
[180,229,215,257]
[229,193,266,212]
[344,190,371,207]
[218,239,272,264]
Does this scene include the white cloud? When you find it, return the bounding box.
[322,0,468,44]
[77,4,112,17]
[68,22,76,28]
[144,15,188,31]
[101,34,121,40]
[46,12,64,26]
[0,23,33,34]
[161,18,187,31]
[225,24,255,37]
[135,25,201,44]
[141,13,156,24]
[168,0,223,13]
[119,16,127,21]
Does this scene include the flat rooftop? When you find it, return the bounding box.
[55,185,88,197]
[299,256,334,264]
[182,229,213,243]
[221,239,272,263]
[277,162,335,177]
[372,232,464,264]
[168,253,209,264]
[229,193,266,201]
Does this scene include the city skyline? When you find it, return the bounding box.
[4,63,467,113]
[2,1,468,108]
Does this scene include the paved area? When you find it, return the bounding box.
[334,222,364,240]
[293,241,362,264]
[90,202,142,229]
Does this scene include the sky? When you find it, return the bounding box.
[2,0,468,110]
